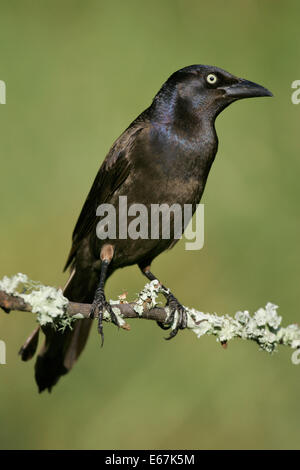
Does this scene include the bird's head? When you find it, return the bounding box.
[152,65,273,124]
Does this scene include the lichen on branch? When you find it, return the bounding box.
[0,273,72,331]
[1,273,300,356]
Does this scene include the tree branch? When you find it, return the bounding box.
[1,273,300,360]
[0,288,168,329]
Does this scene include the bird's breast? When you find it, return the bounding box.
[128,122,218,206]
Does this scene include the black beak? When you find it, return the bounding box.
[224,78,273,100]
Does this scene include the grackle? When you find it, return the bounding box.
[20,65,272,392]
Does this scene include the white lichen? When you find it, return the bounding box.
[133,280,162,316]
[109,300,126,327]
[127,281,300,354]
[1,273,300,357]
[185,302,298,353]
[0,273,71,330]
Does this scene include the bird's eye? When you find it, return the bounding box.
[206,73,218,85]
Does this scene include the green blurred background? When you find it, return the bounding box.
[0,0,300,450]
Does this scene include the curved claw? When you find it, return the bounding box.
[160,295,188,340]
[165,326,180,340]
[156,308,176,332]
[156,321,172,330]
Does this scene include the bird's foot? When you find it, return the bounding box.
[89,291,120,346]
[157,293,188,340]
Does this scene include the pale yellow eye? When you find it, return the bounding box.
[206,73,218,85]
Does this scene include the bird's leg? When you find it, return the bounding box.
[90,244,119,345]
[139,265,188,340]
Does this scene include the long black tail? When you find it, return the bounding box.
[20,268,99,392]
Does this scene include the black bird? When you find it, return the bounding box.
[20,65,272,392]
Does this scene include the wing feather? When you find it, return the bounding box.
[64,124,145,270]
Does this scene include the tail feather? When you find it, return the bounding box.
[22,267,99,392]
[19,326,40,361]
[34,325,74,392]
